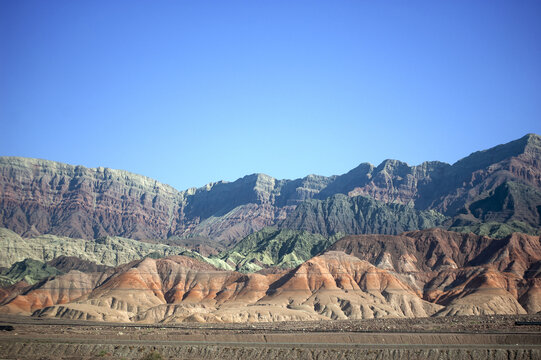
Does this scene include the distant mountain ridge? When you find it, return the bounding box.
[0,157,332,244]
[1,133,540,246]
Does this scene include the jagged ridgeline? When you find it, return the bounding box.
[0,133,540,253]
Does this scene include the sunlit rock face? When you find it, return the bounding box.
[0,158,330,245]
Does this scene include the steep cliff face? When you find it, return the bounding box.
[0,157,187,240]
[317,160,450,206]
[0,158,330,244]
[280,194,447,236]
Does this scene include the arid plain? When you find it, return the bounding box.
[1,314,541,359]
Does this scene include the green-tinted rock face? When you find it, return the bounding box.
[449,221,540,239]
[0,258,64,286]
[280,194,448,237]
[218,227,341,272]
[0,227,232,271]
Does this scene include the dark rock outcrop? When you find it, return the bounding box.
[280,194,447,236]
[46,256,112,274]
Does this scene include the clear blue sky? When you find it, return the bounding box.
[1,1,540,190]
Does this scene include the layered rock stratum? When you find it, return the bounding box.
[0,134,540,323]
[0,158,331,244]
[1,134,540,248]
[0,229,538,323]
[0,228,230,269]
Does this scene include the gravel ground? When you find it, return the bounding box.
[0,314,540,359]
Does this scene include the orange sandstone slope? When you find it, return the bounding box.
[0,253,441,322]
[0,270,113,315]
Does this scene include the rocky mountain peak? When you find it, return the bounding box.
[375,159,411,175]
[451,134,535,174]
[524,132,541,144]
[523,133,541,158]
[251,173,277,203]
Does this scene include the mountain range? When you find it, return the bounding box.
[1,133,540,248]
[0,133,540,322]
